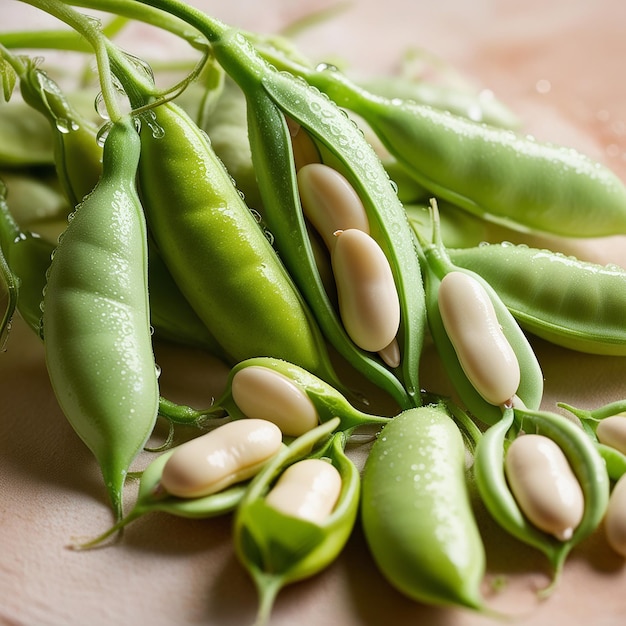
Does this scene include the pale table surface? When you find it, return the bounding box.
[2,1,626,625]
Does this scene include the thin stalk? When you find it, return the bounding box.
[18,0,123,120]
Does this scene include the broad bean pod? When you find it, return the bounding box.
[129,0,426,410]
[449,242,626,356]
[361,404,486,610]
[283,64,626,238]
[74,447,247,549]
[473,406,610,586]
[415,204,543,426]
[233,417,359,626]
[110,52,345,392]
[42,116,159,520]
[208,356,392,434]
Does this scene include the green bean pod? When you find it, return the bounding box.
[361,404,485,610]
[74,447,247,549]
[0,179,52,335]
[117,79,343,390]
[211,356,392,434]
[449,243,626,356]
[206,26,424,409]
[473,406,610,585]
[295,66,626,237]
[18,61,103,207]
[233,418,359,625]
[416,206,543,426]
[41,116,159,520]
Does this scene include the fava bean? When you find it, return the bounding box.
[161,418,283,499]
[505,433,584,541]
[416,204,543,425]
[234,419,359,625]
[474,406,609,584]
[438,270,520,406]
[605,473,626,558]
[230,364,319,437]
[331,228,400,354]
[596,415,626,456]
[297,163,370,250]
[265,458,342,524]
[214,357,392,433]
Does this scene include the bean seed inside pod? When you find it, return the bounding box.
[297,163,370,250]
[231,365,319,437]
[505,433,584,541]
[438,271,520,406]
[596,413,626,455]
[331,228,400,353]
[160,419,282,498]
[265,458,342,524]
[604,473,626,558]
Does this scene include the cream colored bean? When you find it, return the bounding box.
[286,117,320,170]
[297,163,370,250]
[438,271,520,406]
[378,338,401,369]
[160,419,282,498]
[331,228,400,353]
[231,365,319,437]
[265,458,342,524]
[505,434,584,541]
[604,473,626,558]
[596,413,626,455]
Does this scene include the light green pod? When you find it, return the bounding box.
[42,117,159,520]
[449,243,626,355]
[361,405,485,610]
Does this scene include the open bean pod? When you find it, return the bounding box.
[233,418,358,625]
[473,406,610,587]
[415,203,543,426]
[211,356,392,436]
[205,24,425,410]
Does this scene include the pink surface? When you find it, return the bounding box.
[2,1,626,625]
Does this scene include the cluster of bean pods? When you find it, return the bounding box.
[2,0,626,623]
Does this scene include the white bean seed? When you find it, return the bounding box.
[438,271,520,406]
[231,365,319,437]
[160,419,282,498]
[505,434,584,541]
[265,458,342,524]
[331,228,400,353]
[605,473,626,558]
[596,413,626,455]
[298,163,370,250]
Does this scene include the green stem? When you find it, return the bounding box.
[0,15,128,52]
[17,0,122,120]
